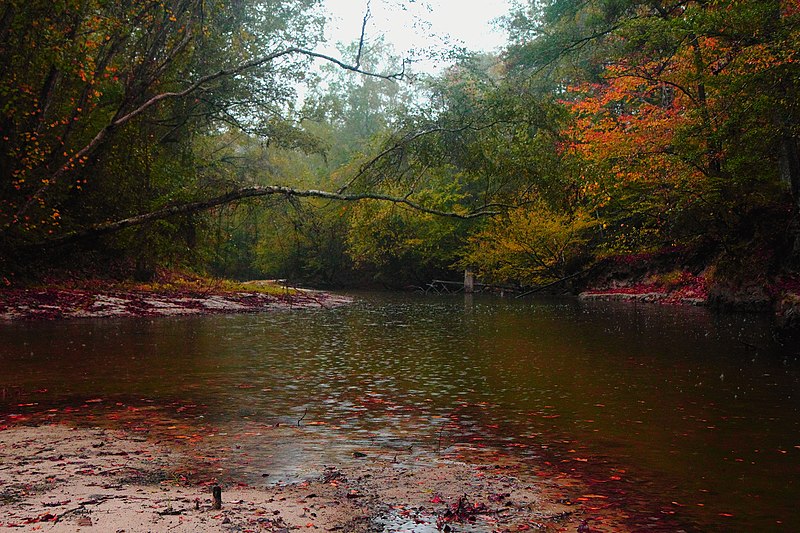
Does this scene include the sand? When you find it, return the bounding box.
[0,424,629,532]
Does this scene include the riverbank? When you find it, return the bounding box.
[576,251,800,332]
[0,277,351,321]
[0,423,629,532]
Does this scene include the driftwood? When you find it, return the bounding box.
[425,279,519,295]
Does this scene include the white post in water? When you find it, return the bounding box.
[464,268,475,294]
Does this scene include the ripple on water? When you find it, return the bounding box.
[1,293,799,531]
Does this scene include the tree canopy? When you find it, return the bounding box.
[2,0,799,287]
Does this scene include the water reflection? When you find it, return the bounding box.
[1,293,798,531]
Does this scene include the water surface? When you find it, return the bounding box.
[1,293,798,531]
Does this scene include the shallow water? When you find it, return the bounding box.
[1,292,798,531]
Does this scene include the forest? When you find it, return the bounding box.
[4,3,800,531]
[1,0,799,298]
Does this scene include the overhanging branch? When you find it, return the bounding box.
[39,185,500,248]
[16,46,405,221]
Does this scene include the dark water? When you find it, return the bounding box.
[1,293,799,531]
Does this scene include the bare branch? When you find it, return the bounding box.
[354,1,372,69]
[38,185,499,248]
[336,123,500,194]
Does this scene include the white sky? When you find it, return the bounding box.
[319,0,511,72]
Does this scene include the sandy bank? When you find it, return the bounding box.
[0,424,629,532]
[0,285,351,321]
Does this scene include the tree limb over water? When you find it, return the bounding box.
[15,45,405,221]
[38,185,500,248]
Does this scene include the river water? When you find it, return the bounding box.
[1,293,798,531]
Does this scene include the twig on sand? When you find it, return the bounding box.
[435,421,447,453]
[53,495,117,523]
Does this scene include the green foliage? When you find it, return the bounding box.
[251,201,354,287]
[2,0,798,287]
[345,177,474,286]
[497,0,800,274]
[205,38,429,286]
[461,203,598,285]
[0,0,323,274]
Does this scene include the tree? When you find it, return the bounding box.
[0,0,455,278]
[334,51,584,286]
[503,0,800,265]
[461,202,598,285]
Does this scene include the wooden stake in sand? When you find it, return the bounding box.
[212,486,222,510]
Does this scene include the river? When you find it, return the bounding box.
[1,292,798,531]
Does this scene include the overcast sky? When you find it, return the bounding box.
[319,0,511,72]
